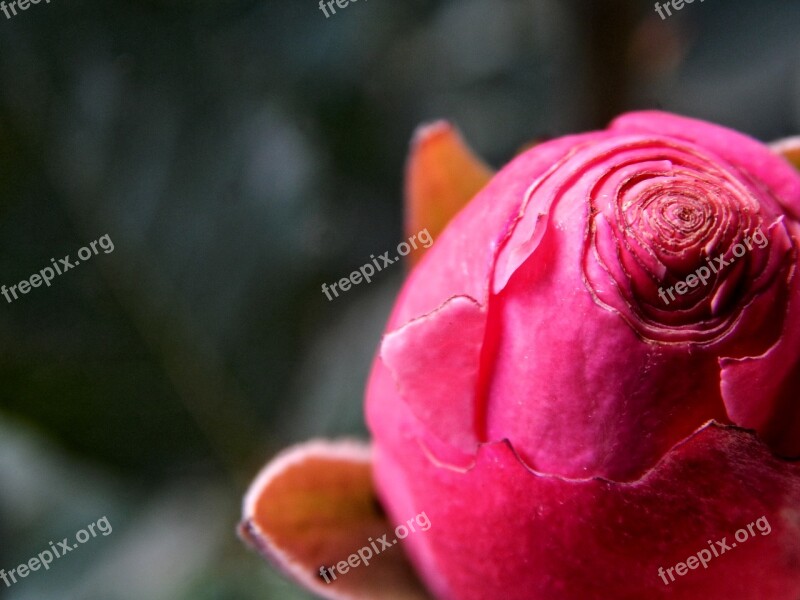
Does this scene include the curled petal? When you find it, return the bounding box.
[611,111,800,220]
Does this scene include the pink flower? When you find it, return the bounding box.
[241,112,800,600]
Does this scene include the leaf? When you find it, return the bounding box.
[770,136,800,171]
[239,440,434,600]
[405,122,494,267]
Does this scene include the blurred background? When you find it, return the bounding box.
[0,0,799,598]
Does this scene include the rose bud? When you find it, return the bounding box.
[241,112,800,600]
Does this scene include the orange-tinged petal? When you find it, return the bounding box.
[239,440,433,600]
[405,122,493,266]
[770,136,800,171]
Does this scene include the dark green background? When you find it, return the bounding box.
[1,0,798,598]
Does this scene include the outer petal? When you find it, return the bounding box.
[721,223,800,457]
[381,296,485,456]
[240,440,433,600]
[374,424,800,600]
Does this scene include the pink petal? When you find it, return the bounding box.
[381,296,485,456]
[721,224,800,457]
[374,424,800,600]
